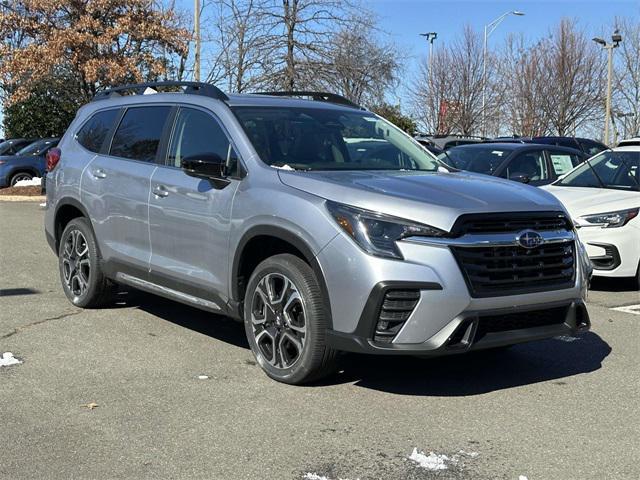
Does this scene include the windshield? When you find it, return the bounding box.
[437,146,510,174]
[232,106,442,171]
[16,138,57,156]
[557,150,639,191]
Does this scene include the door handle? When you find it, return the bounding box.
[152,185,169,198]
[91,168,107,179]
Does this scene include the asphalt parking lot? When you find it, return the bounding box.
[1,201,639,480]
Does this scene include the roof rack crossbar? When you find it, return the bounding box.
[92,81,229,102]
[254,91,363,109]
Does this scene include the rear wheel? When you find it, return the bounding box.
[635,262,640,290]
[10,172,33,186]
[243,254,338,384]
[59,218,114,308]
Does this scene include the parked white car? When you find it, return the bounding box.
[544,146,640,288]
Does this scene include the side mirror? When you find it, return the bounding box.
[510,173,531,184]
[181,153,227,180]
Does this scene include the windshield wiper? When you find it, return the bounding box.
[582,156,606,188]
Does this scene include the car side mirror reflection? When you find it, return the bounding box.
[510,173,531,184]
[181,153,227,180]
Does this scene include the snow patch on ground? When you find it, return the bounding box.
[519,476,529,480]
[14,177,41,187]
[0,352,22,367]
[408,448,452,470]
[303,474,330,480]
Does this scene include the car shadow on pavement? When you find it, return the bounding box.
[589,276,638,292]
[110,289,611,396]
[113,288,249,350]
[328,332,611,396]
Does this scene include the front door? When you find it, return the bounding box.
[148,106,241,306]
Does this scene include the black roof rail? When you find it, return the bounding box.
[254,91,363,109]
[92,81,229,102]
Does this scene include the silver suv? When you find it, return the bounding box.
[44,82,592,384]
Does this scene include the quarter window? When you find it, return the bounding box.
[168,107,238,174]
[76,109,120,153]
[110,106,171,162]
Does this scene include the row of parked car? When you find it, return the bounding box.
[414,134,640,288]
[0,137,60,187]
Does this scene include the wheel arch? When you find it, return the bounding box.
[231,225,333,328]
[53,197,94,253]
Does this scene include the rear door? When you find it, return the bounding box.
[148,106,241,305]
[81,105,172,276]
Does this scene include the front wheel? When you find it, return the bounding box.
[243,254,338,384]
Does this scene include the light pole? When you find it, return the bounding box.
[420,32,438,79]
[481,10,524,137]
[194,0,201,82]
[593,31,622,145]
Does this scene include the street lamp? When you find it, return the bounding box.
[420,32,438,78]
[481,10,525,137]
[593,30,622,145]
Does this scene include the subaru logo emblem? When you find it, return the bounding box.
[517,230,544,249]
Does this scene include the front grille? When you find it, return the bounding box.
[451,242,575,297]
[451,212,571,236]
[374,290,420,343]
[475,306,569,340]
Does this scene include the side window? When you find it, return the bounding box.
[548,151,580,176]
[168,107,238,174]
[110,106,171,162]
[504,150,549,181]
[76,109,120,153]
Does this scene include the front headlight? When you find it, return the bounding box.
[326,201,447,259]
[578,208,639,228]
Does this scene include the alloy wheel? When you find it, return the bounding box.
[61,229,91,298]
[250,273,307,369]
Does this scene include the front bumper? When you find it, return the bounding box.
[578,222,640,277]
[318,229,590,355]
[327,296,589,355]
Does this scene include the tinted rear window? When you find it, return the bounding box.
[110,106,171,162]
[76,109,120,153]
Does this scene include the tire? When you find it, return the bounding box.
[635,262,640,291]
[10,171,33,186]
[243,254,338,384]
[58,217,114,308]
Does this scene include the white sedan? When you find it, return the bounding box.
[544,146,640,288]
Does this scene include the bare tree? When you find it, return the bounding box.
[538,19,604,136]
[304,21,400,106]
[266,0,358,90]
[204,0,277,92]
[409,26,485,136]
[499,35,550,136]
[612,18,640,139]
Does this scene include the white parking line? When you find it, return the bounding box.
[611,304,640,315]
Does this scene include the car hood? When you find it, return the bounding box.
[544,185,640,217]
[278,170,565,231]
